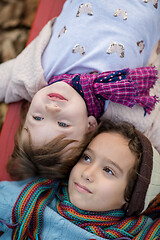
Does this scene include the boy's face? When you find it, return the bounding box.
[68,132,136,212]
[22,82,96,147]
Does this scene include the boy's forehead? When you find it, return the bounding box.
[90,132,129,146]
[88,132,135,169]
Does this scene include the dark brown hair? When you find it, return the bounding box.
[82,119,142,205]
[7,116,142,204]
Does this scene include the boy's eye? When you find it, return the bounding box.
[33,116,44,121]
[58,122,69,127]
[104,167,114,175]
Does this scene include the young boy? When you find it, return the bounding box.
[0,120,160,239]
[0,0,160,153]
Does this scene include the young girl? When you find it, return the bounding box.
[0,120,160,239]
[0,0,160,153]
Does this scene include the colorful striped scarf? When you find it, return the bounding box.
[48,66,158,118]
[11,178,59,240]
[57,183,160,240]
[3,178,160,239]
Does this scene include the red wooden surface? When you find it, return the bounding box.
[0,0,65,181]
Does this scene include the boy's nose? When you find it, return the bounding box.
[45,103,61,112]
[82,166,95,182]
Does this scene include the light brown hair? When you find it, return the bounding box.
[7,101,90,180]
[7,129,91,180]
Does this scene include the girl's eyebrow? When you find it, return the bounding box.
[86,147,123,174]
[85,147,95,156]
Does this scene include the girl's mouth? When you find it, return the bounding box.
[48,93,68,101]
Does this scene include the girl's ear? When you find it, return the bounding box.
[87,116,97,132]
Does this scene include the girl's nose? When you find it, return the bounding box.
[45,103,61,112]
[81,166,95,182]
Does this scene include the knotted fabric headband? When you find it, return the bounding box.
[126,129,153,216]
[126,131,160,217]
[48,66,158,118]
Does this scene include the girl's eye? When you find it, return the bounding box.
[58,122,69,127]
[33,116,44,121]
[83,154,91,163]
[104,167,114,175]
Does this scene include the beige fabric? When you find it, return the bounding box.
[102,47,160,153]
[0,19,56,103]
[143,147,160,211]
[102,99,160,154]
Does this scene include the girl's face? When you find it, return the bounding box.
[22,82,96,147]
[68,132,136,212]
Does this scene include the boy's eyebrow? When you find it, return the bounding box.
[86,147,123,175]
[106,159,124,175]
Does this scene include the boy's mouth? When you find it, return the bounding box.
[74,182,92,194]
[47,93,68,101]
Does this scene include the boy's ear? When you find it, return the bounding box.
[88,116,97,132]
